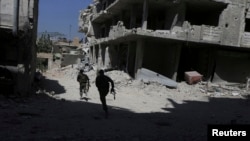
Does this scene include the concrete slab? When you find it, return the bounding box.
[137,68,178,88]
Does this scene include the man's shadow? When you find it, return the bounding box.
[80,97,91,101]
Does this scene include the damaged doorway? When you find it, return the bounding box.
[213,48,250,83]
[177,43,216,82]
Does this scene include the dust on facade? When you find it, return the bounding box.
[78,0,250,86]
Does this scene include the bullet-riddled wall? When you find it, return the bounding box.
[79,0,250,83]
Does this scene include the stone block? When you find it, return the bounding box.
[185,71,203,85]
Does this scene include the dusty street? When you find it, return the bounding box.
[1,67,250,141]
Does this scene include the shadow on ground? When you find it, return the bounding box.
[40,78,66,95]
[0,92,250,141]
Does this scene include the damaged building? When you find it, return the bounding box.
[79,0,250,84]
[53,39,85,68]
[0,0,39,95]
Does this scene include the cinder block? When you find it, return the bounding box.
[185,71,203,85]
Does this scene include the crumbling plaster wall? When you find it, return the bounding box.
[81,0,249,45]
[211,0,250,83]
[80,0,250,82]
[219,4,245,46]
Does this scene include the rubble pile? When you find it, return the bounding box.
[199,82,250,98]
[105,70,175,96]
[105,70,132,87]
[45,65,250,100]
[45,65,80,79]
[54,67,172,96]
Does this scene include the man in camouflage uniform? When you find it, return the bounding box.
[77,69,90,99]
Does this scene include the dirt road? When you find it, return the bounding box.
[1,68,250,141]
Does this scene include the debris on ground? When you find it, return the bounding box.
[199,81,250,97]
[1,65,250,141]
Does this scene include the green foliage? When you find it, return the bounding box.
[36,58,48,72]
[37,32,53,53]
[36,32,53,71]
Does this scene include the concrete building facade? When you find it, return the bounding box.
[0,0,39,95]
[79,0,250,83]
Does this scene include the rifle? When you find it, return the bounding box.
[110,89,116,100]
[84,81,90,94]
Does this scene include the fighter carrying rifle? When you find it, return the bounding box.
[77,69,90,100]
[95,69,115,118]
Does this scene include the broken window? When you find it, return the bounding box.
[245,18,250,32]
[185,1,227,26]
[148,9,166,30]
